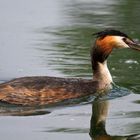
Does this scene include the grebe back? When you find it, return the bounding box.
[0,29,140,106]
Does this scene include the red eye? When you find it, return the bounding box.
[122,37,131,45]
[122,37,127,42]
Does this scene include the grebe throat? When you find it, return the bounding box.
[93,61,112,84]
[91,42,113,90]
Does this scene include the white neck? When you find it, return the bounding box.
[93,61,113,90]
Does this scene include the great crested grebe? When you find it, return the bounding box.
[0,29,140,106]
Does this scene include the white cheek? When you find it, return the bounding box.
[113,36,129,48]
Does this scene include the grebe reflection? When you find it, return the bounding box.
[89,98,140,140]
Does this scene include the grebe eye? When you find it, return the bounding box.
[122,37,127,42]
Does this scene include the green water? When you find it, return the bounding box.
[0,0,140,140]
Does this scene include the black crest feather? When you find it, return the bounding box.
[93,29,129,39]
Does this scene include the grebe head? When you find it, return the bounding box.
[91,29,140,70]
[94,29,140,51]
[91,29,140,86]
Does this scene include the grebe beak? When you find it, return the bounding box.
[124,38,140,51]
[130,42,140,51]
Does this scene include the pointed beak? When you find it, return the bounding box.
[125,38,140,51]
[129,42,140,51]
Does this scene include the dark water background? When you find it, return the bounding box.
[0,0,140,140]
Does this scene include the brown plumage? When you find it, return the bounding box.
[0,76,98,106]
[0,29,140,106]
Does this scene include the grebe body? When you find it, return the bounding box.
[0,29,140,106]
[0,76,98,106]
